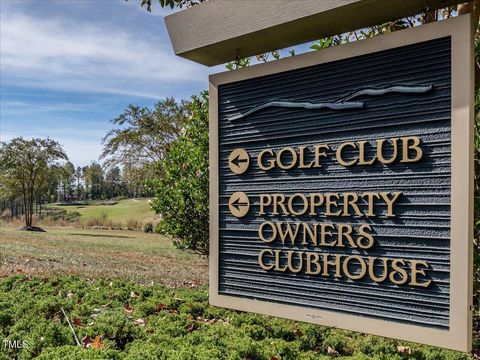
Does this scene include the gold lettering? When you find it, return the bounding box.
[337,223,357,248]
[342,192,362,217]
[313,144,330,167]
[343,255,367,280]
[273,194,289,215]
[277,147,297,170]
[380,192,402,217]
[409,260,432,288]
[319,223,336,246]
[288,193,308,216]
[325,193,341,216]
[273,249,287,272]
[258,249,274,271]
[376,138,398,165]
[286,251,303,273]
[389,259,408,285]
[302,222,318,246]
[401,136,423,163]
[367,257,388,283]
[257,149,275,171]
[356,224,375,249]
[322,254,342,277]
[336,141,357,167]
[276,222,300,245]
[298,146,314,169]
[305,252,321,275]
[357,141,375,165]
[258,221,277,243]
[259,194,272,215]
[362,192,380,217]
[309,193,324,216]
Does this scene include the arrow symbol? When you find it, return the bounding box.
[231,153,248,167]
[231,198,248,210]
[228,149,250,175]
[228,192,250,218]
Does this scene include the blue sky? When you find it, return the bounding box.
[0,0,223,166]
[0,0,312,166]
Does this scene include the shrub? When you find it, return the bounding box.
[0,275,472,360]
[1,208,12,219]
[40,208,80,222]
[149,92,209,255]
[142,222,153,233]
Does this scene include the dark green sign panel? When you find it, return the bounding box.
[209,16,473,351]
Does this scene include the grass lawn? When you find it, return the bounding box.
[45,199,155,224]
[0,226,207,287]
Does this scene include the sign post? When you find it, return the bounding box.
[209,15,474,352]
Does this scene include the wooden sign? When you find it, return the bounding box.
[209,15,474,351]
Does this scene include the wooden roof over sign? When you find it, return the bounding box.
[164,0,467,66]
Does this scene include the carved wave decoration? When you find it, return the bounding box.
[228,84,433,122]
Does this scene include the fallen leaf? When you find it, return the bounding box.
[187,323,195,332]
[294,328,303,337]
[397,345,412,354]
[327,346,340,356]
[108,281,113,287]
[270,357,279,360]
[124,303,134,317]
[130,291,139,298]
[81,335,92,348]
[134,318,146,326]
[92,335,103,349]
[72,317,82,327]
[156,303,167,312]
[66,291,74,299]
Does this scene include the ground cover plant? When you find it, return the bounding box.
[0,275,473,360]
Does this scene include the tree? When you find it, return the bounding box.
[61,161,75,202]
[83,162,105,200]
[74,166,84,200]
[149,92,209,255]
[104,166,122,198]
[138,0,204,12]
[0,138,67,229]
[101,98,187,168]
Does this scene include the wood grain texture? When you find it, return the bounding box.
[165,0,466,66]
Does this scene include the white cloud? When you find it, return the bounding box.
[0,6,207,99]
[0,130,105,167]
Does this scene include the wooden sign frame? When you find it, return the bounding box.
[209,14,474,352]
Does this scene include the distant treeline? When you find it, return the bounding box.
[0,160,150,219]
[48,161,152,203]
